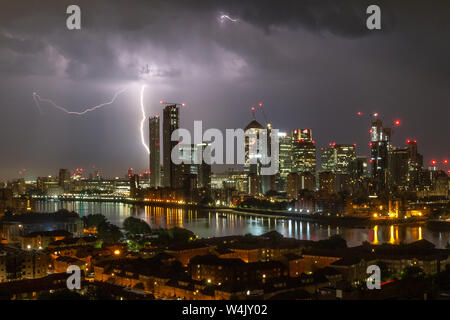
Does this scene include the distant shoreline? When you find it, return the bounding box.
[32,196,449,230]
[218,207,430,228]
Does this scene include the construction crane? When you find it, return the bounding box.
[159,101,186,107]
[257,102,272,129]
[356,111,404,153]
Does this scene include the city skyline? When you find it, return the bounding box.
[1,1,450,179]
[1,1,449,303]
[1,114,446,182]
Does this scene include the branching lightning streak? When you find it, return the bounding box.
[220,14,238,22]
[32,92,43,114]
[32,88,127,115]
[140,84,150,154]
[33,86,151,155]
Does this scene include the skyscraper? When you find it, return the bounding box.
[163,104,180,188]
[58,168,70,193]
[291,129,316,174]
[319,171,336,194]
[244,120,265,196]
[197,143,212,193]
[177,143,212,192]
[406,139,423,189]
[276,132,292,191]
[370,119,391,192]
[149,116,161,188]
[130,174,140,198]
[287,172,315,199]
[321,145,336,172]
[388,147,409,189]
[353,156,369,180]
[388,140,423,190]
[321,143,356,175]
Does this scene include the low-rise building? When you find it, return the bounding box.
[21,230,72,250]
[0,246,50,282]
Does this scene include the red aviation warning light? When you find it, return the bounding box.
[373,112,379,117]
[357,111,362,116]
[431,160,437,166]
[444,159,449,165]
[258,102,263,107]
[250,106,256,119]
[394,120,401,126]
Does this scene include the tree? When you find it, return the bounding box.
[123,217,151,235]
[401,266,425,280]
[170,227,196,243]
[83,214,107,228]
[378,261,392,282]
[238,197,288,211]
[153,227,197,245]
[97,221,122,243]
[316,235,347,249]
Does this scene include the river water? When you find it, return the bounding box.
[35,200,449,248]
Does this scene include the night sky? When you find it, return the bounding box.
[0,0,449,180]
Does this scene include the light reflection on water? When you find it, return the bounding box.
[35,200,449,248]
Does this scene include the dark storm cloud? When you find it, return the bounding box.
[0,0,393,80]
[0,0,441,81]
[219,0,394,37]
[0,0,449,179]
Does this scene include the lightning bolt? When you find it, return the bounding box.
[32,91,43,114]
[140,84,150,154]
[219,14,238,22]
[33,85,151,154]
[32,88,127,115]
